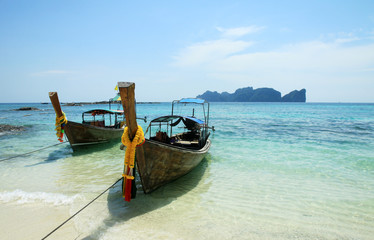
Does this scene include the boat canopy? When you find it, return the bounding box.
[111,94,121,102]
[151,115,204,124]
[171,98,209,127]
[176,98,206,104]
[83,109,124,116]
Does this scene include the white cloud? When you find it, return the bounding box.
[173,39,254,67]
[216,26,265,38]
[334,37,360,44]
[216,41,374,74]
[171,29,374,102]
[173,26,268,67]
[174,36,374,74]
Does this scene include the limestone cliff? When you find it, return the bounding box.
[197,87,306,102]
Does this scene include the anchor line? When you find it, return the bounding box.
[0,142,68,162]
[41,177,123,240]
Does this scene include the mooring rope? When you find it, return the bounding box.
[0,142,68,162]
[41,177,123,240]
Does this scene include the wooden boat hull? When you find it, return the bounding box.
[64,121,123,148]
[136,139,211,193]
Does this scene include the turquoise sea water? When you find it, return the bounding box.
[0,102,373,239]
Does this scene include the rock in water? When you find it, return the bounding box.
[14,107,40,111]
[0,124,25,133]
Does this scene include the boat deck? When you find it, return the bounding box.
[150,131,202,150]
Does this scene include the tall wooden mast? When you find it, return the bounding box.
[48,92,63,118]
[118,82,145,201]
[118,82,138,139]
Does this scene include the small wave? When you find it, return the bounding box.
[0,189,81,205]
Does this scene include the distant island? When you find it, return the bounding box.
[40,101,161,106]
[197,87,306,102]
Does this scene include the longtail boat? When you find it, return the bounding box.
[118,82,212,197]
[49,92,126,150]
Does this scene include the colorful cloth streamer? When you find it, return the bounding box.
[121,125,145,201]
[55,112,67,142]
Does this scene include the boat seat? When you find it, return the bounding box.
[155,131,170,143]
[90,120,105,127]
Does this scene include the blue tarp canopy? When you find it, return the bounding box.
[177,98,206,104]
[185,116,204,124]
[151,115,181,123]
[151,115,204,125]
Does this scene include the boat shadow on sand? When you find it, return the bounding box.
[69,141,122,156]
[81,155,212,239]
[23,145,72,167]
[24,141,121,167]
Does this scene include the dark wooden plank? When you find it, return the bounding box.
[118,82,138,140]
[118,82,142,200]
[139,139,211,193]
[49,92,63,118]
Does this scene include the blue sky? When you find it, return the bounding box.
[1,0,373,102]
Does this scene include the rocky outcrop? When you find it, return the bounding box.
[63,103,83,106]
[14,107,40,111]
[0,124,25,133]
[196,91,227,102]
[197,87,306,102]
[281,89,306,102]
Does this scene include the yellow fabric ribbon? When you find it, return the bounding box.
[55,112,67,141]
[121,125,145,199]
[121,125,145,173]
[122,174,135,180]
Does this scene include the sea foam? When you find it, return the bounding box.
[0,189,82,205]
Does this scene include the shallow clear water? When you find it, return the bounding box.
[0,102,373,239]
